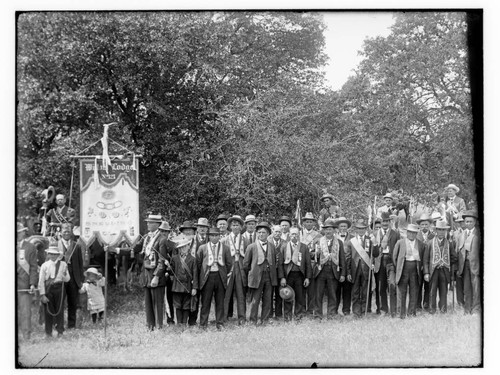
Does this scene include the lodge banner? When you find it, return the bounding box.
[80,158,140,247]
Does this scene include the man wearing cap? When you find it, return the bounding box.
[282,227,312,321]
[133,214,169,330]
[157,221,177,324]
[58,223,85,329]
[216,214,230,238]
[46,194,76,230]
[242,215,258,245]
[244,222,285,324]
[299,213,322,316]
[279,216,292,242]
[221,215,249,325]
[376,193,396,219]
[197,228,232,329]
[345,220,379,318]
[456,211,481,314]
[318,194,342,229]
[373,212,400,317]
[39,244,70,338]
[269,225,286,319]
[335,217,353,315]
[312,219,346,319]
[393,224,426,318]
[423,220,457,314]
[17,223,38,340]
[416,214,435,311]
[444,184,467,230]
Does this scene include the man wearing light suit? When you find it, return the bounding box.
[393,224,426,318]
[456,210,481,315]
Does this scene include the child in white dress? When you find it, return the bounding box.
[79,267,106,323]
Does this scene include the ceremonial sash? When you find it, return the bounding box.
[377,229,391,253]
[284,242,301,266]
[463,232,474,252]
[405,239,420,261]
[300,230,318,247]
[318,236,339,268]
[53,207,68,223]
[351,237,376,290]
[143,231,160,256]
[207,242,224,267]
[59,240,77,264]
[189,238,198,257]
[17,249,30,275]
[179,253,192,279]
[431,238,450,271]
[228,234,245,258]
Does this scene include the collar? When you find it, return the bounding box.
[261,241,268,247]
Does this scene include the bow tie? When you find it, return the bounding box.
[340,234,346,237]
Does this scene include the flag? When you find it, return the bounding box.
[295,199,302,228]
[100,124,112,173]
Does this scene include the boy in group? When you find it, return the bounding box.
[197,228,232,329]
[39,244,70,338]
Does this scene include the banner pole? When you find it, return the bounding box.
[104,245,109,340]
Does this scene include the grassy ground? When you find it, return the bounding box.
[16,285,482,368]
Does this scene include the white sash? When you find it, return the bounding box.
[228,234,245,258]
[351,237,372,267]
[405,239,420,261]
[284,242,301,265]
[207,242,224,267]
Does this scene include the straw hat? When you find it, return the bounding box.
[444,184,460,193]
[435,220,451,230]
[430,212,442,222]
[322,219,338,229]
[406,224,419,233]
[194,218,210,228]
[383,193,394,200]
[158,221,171,231]
[145,214,163,223]
[244,215,257,223]
[45,244,60,255]
[320,193,335,202]
[84,267,102,278]
[227,215,244,227]
[335,217,352,228]
[353,219,368,229]
[279,285,295,301]
[416,214,433,224]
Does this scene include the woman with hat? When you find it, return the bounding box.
[423,220,458,314]
[79,267,106,324]
[392,224,426,318]
[222,215,249,325]
[38,244,70,338]
[456,211,481,314]
[244,222,285,325]
[17,222,38,340]
[197,228,232,329]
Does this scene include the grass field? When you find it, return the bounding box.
[16,286,482,368]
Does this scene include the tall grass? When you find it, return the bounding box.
[17,285,481,368]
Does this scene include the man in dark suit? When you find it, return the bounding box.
[244,222,285,325]
[313,219,346,319]
[156,221,176,324]
[17,223,38,340]
[335,217,353,315]
[423,220,457,314]
[416,213,435,311]
[58,223,84,329]
[456,210,481,315]
[282,227,312,321]
[345,220,379,318]
[46,194,76,232]
[197,227,232,329]
[133,214,169,330]
[268,225,286,319]
[393,224,426,318]
[373,212,400,317]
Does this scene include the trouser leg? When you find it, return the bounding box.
[200,273,217,326]
[455,270,465,306]
[315,274,326,318]
[249,278,265,324]
[144,287,155,329]
[463,260,473,314]
[151,286,165,328]
[351,271,362,317]
[214,274,225,326]
[166,277,175,321]
[261,272,273,322]
[379,261,389,312]
[234,265,246,321]
[18,292,32,338]
[326,276,338,317]
[437,269,448,313]
[429,271,439,313]
[65,280,80,328]
[306,275,317,314]
[408,267,419,316]
[386,263,397,316]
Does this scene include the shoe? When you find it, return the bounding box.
[238,318,246,326]
[216,323,224,330]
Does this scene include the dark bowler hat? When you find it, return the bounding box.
[279,285,295,301]
[353,219,368,229]
[256,221,272,234]
[179,221,197,231]
[278,216,292,225]
[302,212,316,222]
[335,217,352,228]
[322,219,338,229]
[208,227,221,236]
[462,210,478,220]
[215,214,229,223]
[380,212,392,221]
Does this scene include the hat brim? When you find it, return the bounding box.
[256,225,271,234]
[145,219,162,223]
[279,219,292,225]
[194,223,210,227]
[320,196,334,202]
[461,214,478,220]
[416,219,430,224]
[227,218,244,227]
[179,226,197,231]
[354,225,368,229]
[336,219,351,228]
[279,286,295,301]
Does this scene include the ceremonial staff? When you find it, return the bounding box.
[365,196,377,317]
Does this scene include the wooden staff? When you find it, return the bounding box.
[365,196,377,316]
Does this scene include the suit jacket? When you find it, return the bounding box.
[221,233,250,286]
[423,238,457,282]
[17,240,38,289]
[134,231,169,288]
[345,235,379,282]
[197,242,232,290]
[373,228,400,269]
[170,253,198,292]
[268,237,287,260]
[445,196,467,215]
[242,231,257,245]
[312,238,346,280]
[60,238,85,288]
[244,241,284,288]
[393,238,426,284]
[416,230,435,244]
[282,241,312,279]
[47,205,76,225]
[456,228,481,276]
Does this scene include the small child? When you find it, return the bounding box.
[79,267,106,323]
[169,239,198,325]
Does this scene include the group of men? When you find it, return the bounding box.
[128,183,480,330]
[17,183,481,337]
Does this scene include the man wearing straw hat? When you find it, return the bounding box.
[415,213,435,311]
[318,194,342,229]
[39,243,70,338]
[17,222,38,340]
[222,215,249,325]
[444,184,467,230]
[133,214,169,330]
[423,220,457,314]
[197,227,232,329]
[456,211,481,314]
[335,217,353,316]
[269,224,286,319]
[393,224,426,318]
[376,193,396,219]
[242,215,258,245]
[299,212,322,316]
[244,222,285,325]
[313,218,346,319]
[345,220,379,318]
